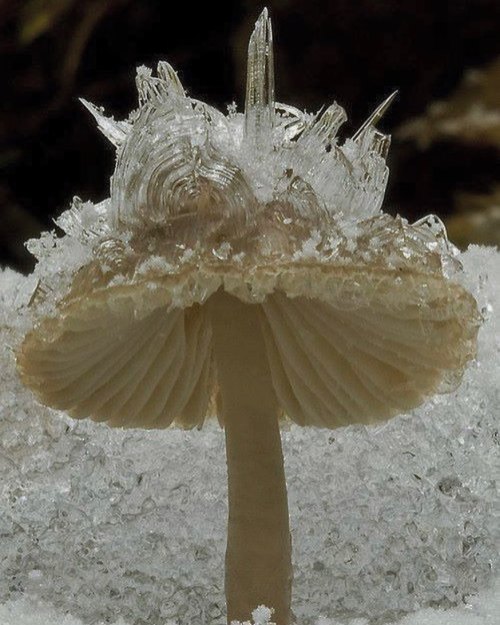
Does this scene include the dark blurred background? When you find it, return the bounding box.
[1,0,500,272]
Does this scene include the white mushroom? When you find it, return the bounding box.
[17,9,480,625]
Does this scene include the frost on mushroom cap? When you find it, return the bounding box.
[17,10,480,430]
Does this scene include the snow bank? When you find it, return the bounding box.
[0,576,499,625]
[0,246,498,625]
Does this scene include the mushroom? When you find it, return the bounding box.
[17,9,480,625]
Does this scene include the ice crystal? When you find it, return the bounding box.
[21,9,467,323]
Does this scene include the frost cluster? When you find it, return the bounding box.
[23,44,461,320]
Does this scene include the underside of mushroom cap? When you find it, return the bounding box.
[17,252,480,430]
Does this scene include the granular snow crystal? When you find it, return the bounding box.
[0,247,498,624]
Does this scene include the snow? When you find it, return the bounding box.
[0,579,498,625]
[0,246,499,625]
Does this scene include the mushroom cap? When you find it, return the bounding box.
[17,10,480,430]
[17,221,480,430]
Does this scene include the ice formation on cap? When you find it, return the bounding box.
[88,8,390,231]
[23,8,467,314]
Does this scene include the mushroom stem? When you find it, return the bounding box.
[209,291,292,625]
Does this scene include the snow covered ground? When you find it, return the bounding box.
[0,577,498,625]
[0,246,498,625]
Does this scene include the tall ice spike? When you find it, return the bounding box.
[352,91,398,141]
[244,8,275,145]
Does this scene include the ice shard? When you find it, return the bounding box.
[352,91,398,141]
[244,8,275,145]
[79,99,131,148]
[135,62,186,106]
